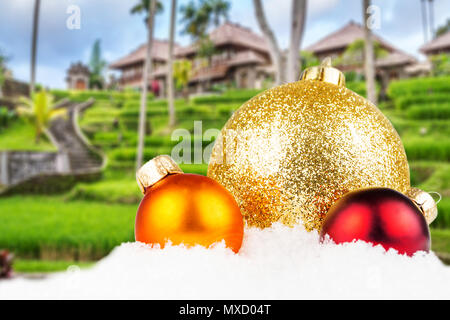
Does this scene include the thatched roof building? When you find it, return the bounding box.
[304,21,417,77]
[109,22,272,95]
[420,30,450,56]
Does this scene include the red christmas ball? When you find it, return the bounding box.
[320,188,430,256]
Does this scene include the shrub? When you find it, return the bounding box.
[109,147,173,162]
[407,104,450,120]
[49,89,71,101]
[120,107,167,118]
[191,89,262,105]
[0,196,135,259]
[418,164,450,196]
[67,179,141,204]
[410,163,436,186]
[217,104,238,116]
[433,199,450,229]
[122,99,166,109]
[0,106,15,130]
[394,93,449,110]
[70,91,113,102]
[388,76,450,98]
[346,81,366,97]
[405,140,450,161]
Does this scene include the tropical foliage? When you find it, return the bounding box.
[130,0,164,22]
[16,90,66,143]
[335,39,388,67]
[430,54,450,76]
[89,39,107,89]
[180,0,230,39]
[0,49,9,94]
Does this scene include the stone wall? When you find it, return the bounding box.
[0,151,70,187]
[1,79,29,98]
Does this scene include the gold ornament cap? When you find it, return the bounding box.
[300,57,346,87]
[136,155,183,194]
[406,187,438,225]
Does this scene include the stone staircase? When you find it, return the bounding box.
[0,99,105,194]
[48,99,104,173]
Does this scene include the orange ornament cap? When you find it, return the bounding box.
[135,155,244,253]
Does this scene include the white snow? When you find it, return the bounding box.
[1,223,449,299]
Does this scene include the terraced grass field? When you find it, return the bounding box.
[1,78,450,270]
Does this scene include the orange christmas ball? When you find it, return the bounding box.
[135,156,244,253]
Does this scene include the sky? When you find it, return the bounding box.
[0,0,449,89]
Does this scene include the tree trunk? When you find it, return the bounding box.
[421,0,429,43]
[136,0,157,170]
[167,0,177,128]
[286,0,307,83]
[253,0,282,86]
[428,0,434,38]
[30,0,41,96]
[363,0,377,104]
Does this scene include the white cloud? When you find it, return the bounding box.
[308,0,340,16]
[13,62,67,89]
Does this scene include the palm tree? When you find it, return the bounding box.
[130,0,163,18]
[180,0,230,91]
[0,50,9,98]
[173,59,192,101]
[207,0,230,26]
[17,91,66,144]
[253,0,282,85]
[436,19,450,37]
[89,39,107,90]
[131,0,161,169]
[421,0,429,43]
[286,0,307,82]
[30,0,41,96]
[167,0,177,128]
[180,1,211,39]
[363,0,377,104]
[253,0,307,85]
[428,0,435,38]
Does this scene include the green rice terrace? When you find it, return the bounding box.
[1,77,450,272]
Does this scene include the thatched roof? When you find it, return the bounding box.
[176,22,270,57]
[110,22,270,70]
[109,40,180,69]
[375,51,417,68]
[420,30,450,54]
[67,62,90,75]
[305,21,397,53]
[150,50,268,82]
[228,50,267,67]
[305,21,416,67]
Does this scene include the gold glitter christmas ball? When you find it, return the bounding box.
[207,59,412,231]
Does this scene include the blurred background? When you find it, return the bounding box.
[0,0,449,276]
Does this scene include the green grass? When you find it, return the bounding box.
[0,196,136,259]
[13,259,93,273]
[0,121,56,151]
[404,139,450,161]
[407,104,450,120]
[394,93,449,110]
[3,83,450,267]
[388,76,450,98]
[431,229,450,254]
[67,179,141,204]
[68,163,208,203]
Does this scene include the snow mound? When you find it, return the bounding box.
[1,223,449,299]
